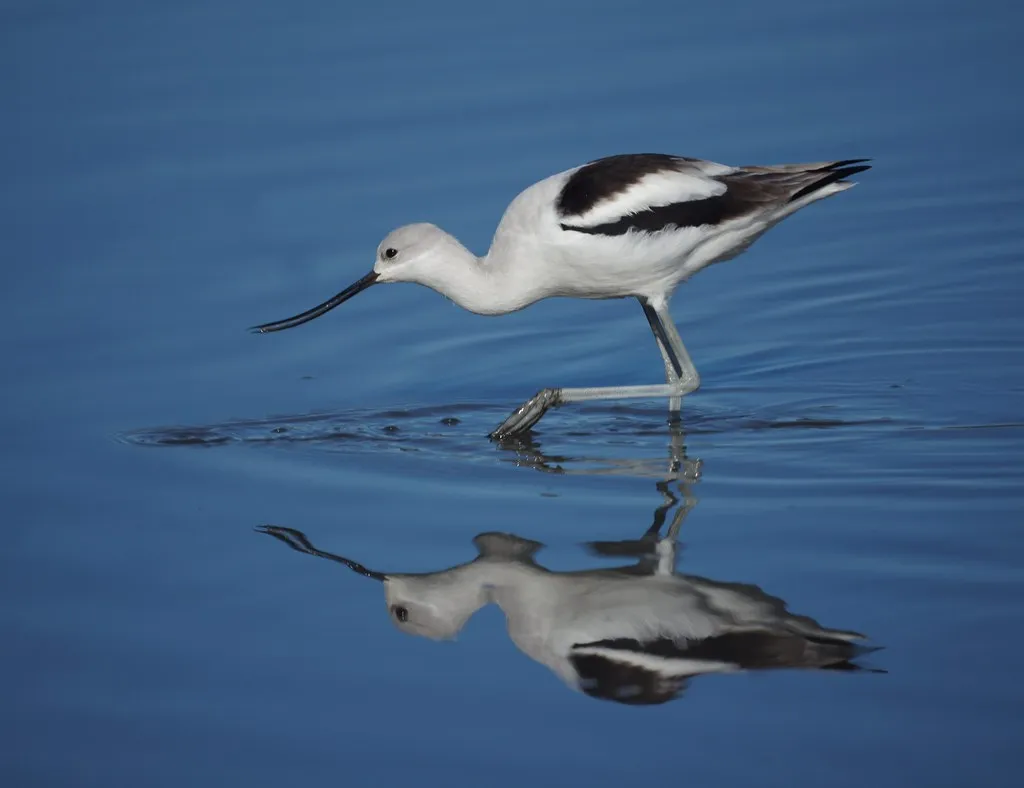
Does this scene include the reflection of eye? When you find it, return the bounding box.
[383,248,398,260]
[391,605,409,622]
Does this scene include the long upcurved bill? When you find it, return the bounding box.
[250,271,379,333]
[255,525,386,581]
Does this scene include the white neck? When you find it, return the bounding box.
[413,230,543,316]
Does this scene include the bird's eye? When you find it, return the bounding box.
[383,248,398,260]
[391,605,408,622]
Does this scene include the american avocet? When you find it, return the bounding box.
[252,154,870,438]
[258,517,874,705]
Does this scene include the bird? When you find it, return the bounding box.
[256,520,876,705]
[252,153,870,438]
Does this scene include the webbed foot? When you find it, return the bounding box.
[489,388,563,440]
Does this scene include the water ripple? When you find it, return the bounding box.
[117,398,907,480]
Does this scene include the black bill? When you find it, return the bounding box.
[250,270,380,333]
[255,525,387,581]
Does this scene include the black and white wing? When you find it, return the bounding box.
[556,153,870,237]
[568,629,871,705]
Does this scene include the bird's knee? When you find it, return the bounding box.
[538,387,563,408]
[671,375,700,397]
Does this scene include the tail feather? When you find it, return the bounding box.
[789,159,872,203]
[822,158,872,170]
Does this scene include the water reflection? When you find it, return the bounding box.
[259,472,879,705]
[492,417,701,479]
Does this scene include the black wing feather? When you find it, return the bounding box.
[556,153,695,218]
[560,158,872,237]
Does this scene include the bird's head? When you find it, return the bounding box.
[249,223,469,333]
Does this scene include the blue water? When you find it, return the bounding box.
[3,0,1023,785]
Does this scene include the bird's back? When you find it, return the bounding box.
[486,154,869,303]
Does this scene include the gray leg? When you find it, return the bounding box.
[641,298,683,415]
[640,297,700,394]
[489,297,700,439]
[490,387,565,439]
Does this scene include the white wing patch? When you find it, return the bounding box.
[565,167,730,229]
[571,645,740,677]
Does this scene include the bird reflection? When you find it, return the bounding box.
[258,438,878,704]
[492,415,701,480]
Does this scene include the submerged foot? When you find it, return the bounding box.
[490,388,563,440]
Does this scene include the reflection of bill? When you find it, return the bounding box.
[258,509,879,706]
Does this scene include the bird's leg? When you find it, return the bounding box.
[488,298,700,440]
[641,299,683,418]
[639,297,700,398]
[489,387,564,439]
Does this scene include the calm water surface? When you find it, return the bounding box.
[3,1,1023,786]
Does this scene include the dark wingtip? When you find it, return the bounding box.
[825,158,872,169]
[789,160,872,203]
[828,163,872,181]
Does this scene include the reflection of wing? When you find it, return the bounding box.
[570,649,692,705]
[683,575,866,642]
[578,630,867,671]
[570,630,869,705]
